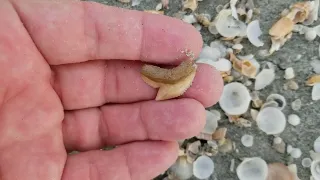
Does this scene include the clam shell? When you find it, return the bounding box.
[215,9,247,38]
[247,20,264,47]
[266,94,287,111]
[254,69,276,90]
[256,107,286,135]
[306,75,320,86]
[311,160,320,180]
[193,155,214,179]
[236,157,268,180]
[269,17,294,38]
[312,83,320,101]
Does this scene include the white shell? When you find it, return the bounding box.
[198,46,221,61]
[310,60,320,73]
[241,134,254,147]
[247,20,264,47]
[202,110,219,134]
[236,157,268,180]
[266,94,286,111]
[215,9,247,38]
[132,0,141,6]
[169,156,193,180]
[284,67,295,79]
[291,99,302,111]
[256,107,286,135]
[208,22,219,35]
[254,69,276,90]
[311,160,320,180]
[315,136,320,153]
[193,23,202,31]
[219,82,252,115]
[210,41,227,57]
[232,44,243,50]
[287,145,293,154]
[304,0,320,25]
[302,158,312,168]
[273,137,282,144]
[182,14,197,24]
[250,109,259,121]
[193,155,214,179]
[290,148,302,158]
[210,58,232,72]
[230,0,239,20]
[305,29,317,41]
[312,83,320,101]
[155,3,163,11]
[288,114,301,126]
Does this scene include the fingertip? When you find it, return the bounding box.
[184,63,224,107]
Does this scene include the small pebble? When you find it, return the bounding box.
[291,99,302,111]
[230,159,235,172]
[284,67,295,79]
[302,158,312,168]
[241,134,254,147]
[288,114,301,126]
[287,145,293,154]
[290,148,302,158]
[284,80,299,90]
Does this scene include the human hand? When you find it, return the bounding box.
[0,0,223,179]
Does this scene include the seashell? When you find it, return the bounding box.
[235,118,252,128]
[218,138,233,153]
[168,156,193,180]
[132,0,141,6]
[315,136,320,153]
[290,2,311,23]
[210,41,228,57]
[261,100,279,110]
[273,137,286,154]
[161,0,169,9]
[193,23,202,31]
[229,53,258,78]
[288,114,301,126]
[245,0,255,10]
[305,28,317,41]
[219,82,252,115]
[284,67,295,79]
[311,160,320,180]
[254,69,276,90]
[196,132,212,141]
[195,13,211,27]
[186,141,200,163]
[304,0,319,25]
[266,163,295,180]
[310,150,320,161]
[310,60,320,74]
[269,17,294,38]
[182,0,198,12]
[230,159,235,172]
[215,9,247,38]
[266,94,287,111]
[241,134,254,147]
[247,20,264,47]
[250,109,259,121]
[155,3,163,11]
[312,83,320,101]
[193,155,214,179]
[302,158,312,168]
[141,60,197,101]
[232,44,244,52]
[236,157,268,180]
[208,22,219,35]
[245,9,253,23]
[284,80,299,91]
[202,110,219,134]
[230,0,239,20]
[256,107,286,135]
[291,98,302,111]
[182,14,197,24]
[290,148,302,159]
[198,46,222,61]
[210,58,232,72]
[215,4,224,13]
[212,127,227,140]
[306,75,320,86]
[269,37,282,54]
[281,9,290,17]
[287,145,293,154]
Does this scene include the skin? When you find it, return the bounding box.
[0,0,223,179]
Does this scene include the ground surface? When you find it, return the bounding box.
[86,0,320,179]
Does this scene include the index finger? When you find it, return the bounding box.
[11,0,203,65]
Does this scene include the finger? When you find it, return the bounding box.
[52,61,223,110]
[62,141,178,180]
[62,98,205,152]
[11,0,202,65]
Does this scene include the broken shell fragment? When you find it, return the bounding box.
[168,156,193,180]
[141,60,197,101]
[307,75,320,86]
[311,160,320,180]
[315,136,320,153]
[288,114,301,126]
[218,138,233,153]
[202,110,219,134]
[290,148,302,159]
[302,158,312,168]
[254,69,276,90]
[219,82,252,115]
[236,157,268,180]
[182,0,198,12]
[118,0,131,3]
[256,107,286,135]
[266,94,287,111]
[312,83,320,101]
[212,127,227,140]
[195,13,211,27]
[266,163,295,180]
[269,17,294,38]
[193,155,214,179]
[186,141,200,163]
[215,9,247,38]
[284,67,295,79]
[247,20,264,47]
[272,137,286,154]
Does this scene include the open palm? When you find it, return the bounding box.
[0,0,223,179]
